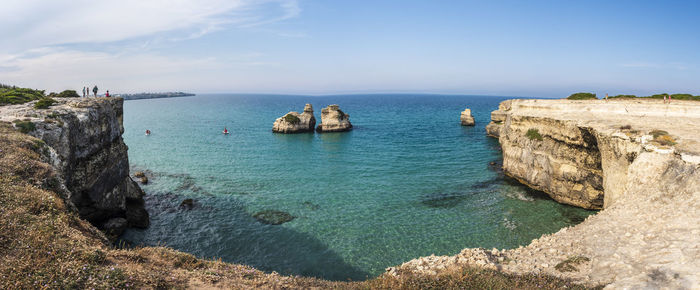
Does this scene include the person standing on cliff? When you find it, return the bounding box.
[105,90,110,97]
[82,87,86,97]
[93,85,98,97]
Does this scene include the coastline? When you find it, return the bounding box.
[1,96,698,288]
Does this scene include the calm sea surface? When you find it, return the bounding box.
[121,94,594,280]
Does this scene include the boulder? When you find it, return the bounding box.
[316,104,352,132]
[460,108,475,126]
[101,217,128,241]
[179,198,195,210]
[272,104,316,133]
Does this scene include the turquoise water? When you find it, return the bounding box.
[121,94,594,281]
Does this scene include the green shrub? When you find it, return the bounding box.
[646,94,668,99]
[649,130,669,138]
[609,94,636,99]
[13,120,36,133]
[566,92,597,100]
[526,128,543,141]
[34,97,57,109]
[655,135,676,146]
[57,90,80,98]
[283,113,300,124]
[0,87,45,105]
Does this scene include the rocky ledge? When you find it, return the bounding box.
[272,103,316,133]
[390,98,700,288]
[0,97,149,238]
[316,104,352,133]
[460,108,475,126]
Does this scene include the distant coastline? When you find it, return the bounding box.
[118,92,195,100]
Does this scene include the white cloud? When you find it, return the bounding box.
[0,0,299,92]
[0,0,300,52]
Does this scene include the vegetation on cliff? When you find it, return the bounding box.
[566,92,597,100]
[526,128,543,141]
[283,113,301,124]
[55,90,80,98]
[33,97,57,109]
[0,85,45,105]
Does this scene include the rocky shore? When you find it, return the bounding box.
[0,97,148,238]
[389,99,700,288]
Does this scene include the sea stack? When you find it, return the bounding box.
[272,103,316,133]
[460,108,475,126]
[316,104,352,132]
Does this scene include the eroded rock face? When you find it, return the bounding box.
[486,98,700,210]
[0,97,149,231]
[460,108,475,126]
[316,104,352,132]
[272,103,316,133]
[394,99,700,288]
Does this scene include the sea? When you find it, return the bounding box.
[120,94,595,281]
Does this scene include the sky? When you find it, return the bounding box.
[1,0,699,97]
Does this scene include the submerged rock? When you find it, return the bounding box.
[253,210,295,225]
[460,108,475,126]
[179,198,195,210]
[272,104,316,133]
[316,104,352,132]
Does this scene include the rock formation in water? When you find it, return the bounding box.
[0,97,149,237]
[316,104,352,132]
[460,108,475,126]
[272,103,316,133]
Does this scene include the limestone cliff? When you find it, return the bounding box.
[272,103,316,133]
[316,104,352,133]
[486,99,700,209]
[392,98,700,288]
[460,108,475,126]
[0,97,148,234]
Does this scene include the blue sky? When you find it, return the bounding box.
[1,0,698,97]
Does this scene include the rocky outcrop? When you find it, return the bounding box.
[0,97,149,234]
[316,104,352,132]
[486,99,700,209]
[460,108,475,126]
[392,99,700,288]
[272,104,316,133]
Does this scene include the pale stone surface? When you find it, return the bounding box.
[460,108,475,126]
[391,98,700,288]
[316,104,352,132]
[0,97,149,230]
[272,103,316,133]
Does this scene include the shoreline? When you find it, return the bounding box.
[1,97,698,288]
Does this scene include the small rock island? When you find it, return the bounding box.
[460,108,475,126]
[316,104,352,132]
[272,103,316,133]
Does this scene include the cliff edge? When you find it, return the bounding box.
[0,97,148,236]
[390,99,700,288]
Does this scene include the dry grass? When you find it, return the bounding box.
[0,121,599,289]
[356,266,599,290]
